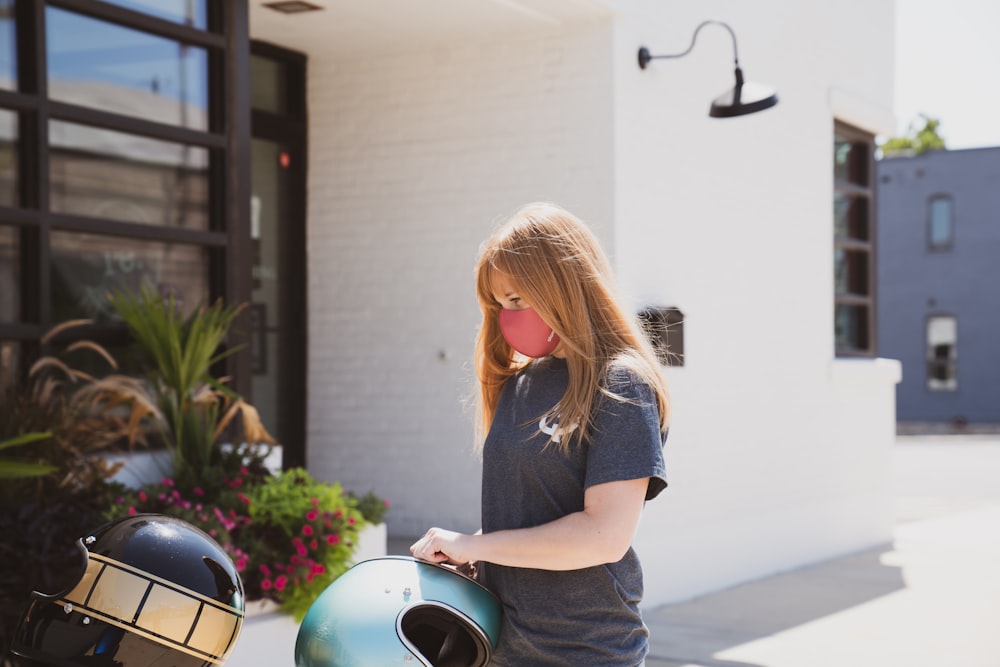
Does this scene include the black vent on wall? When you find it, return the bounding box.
[638,307,684,367]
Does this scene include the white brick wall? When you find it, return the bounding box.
[278,0,900,609]
[306,20,615,537]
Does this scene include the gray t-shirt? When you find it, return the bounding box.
[477,356,667,667]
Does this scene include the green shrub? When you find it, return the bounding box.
[107,462,379,622]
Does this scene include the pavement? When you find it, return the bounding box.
[641,435,1000,667]
[388,435,1000,667]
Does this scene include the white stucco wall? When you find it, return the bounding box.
[255,0,900,609]
[613,1,899,605]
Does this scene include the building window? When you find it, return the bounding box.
[0,0,251,396]
[928,195,954,250]
[927,315,957,391]
[834,122,876,356]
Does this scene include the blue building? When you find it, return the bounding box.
[877,147,1000,428]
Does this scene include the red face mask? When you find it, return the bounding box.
[498,307,560,358]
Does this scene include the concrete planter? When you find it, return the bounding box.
[227,522,388,667]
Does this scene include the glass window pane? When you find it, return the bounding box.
[928,196,953,249]
[99,0,208,30]
[50,232,209,323]
[250,55,288,115]
[0,340,20,392]
[0,109,15,206]
[50,121,209,229]
[0,0,14,89]
[834,193,869,241]
[834,133,868,185]
[834,248,869,296]
[835,304,869,353]
[46,7,209,130]
[0,225,18,321]
[927,316,957,390]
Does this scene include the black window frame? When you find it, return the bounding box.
[0,0,252,397]
[834,121,877,357]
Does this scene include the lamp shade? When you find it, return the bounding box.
[709,67,778,118]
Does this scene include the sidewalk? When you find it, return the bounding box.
[642,435,1000,667]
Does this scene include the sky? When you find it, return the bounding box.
[894,0,1000,149]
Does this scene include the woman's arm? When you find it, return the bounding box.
[410,477,648,571]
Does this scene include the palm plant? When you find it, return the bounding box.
[108,287,274,486]
[0,433,56,479]
[0,322,160,648]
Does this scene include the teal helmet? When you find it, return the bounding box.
[295,556,501,667]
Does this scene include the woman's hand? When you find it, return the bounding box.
[410,477,648,571]
[410,527,474,566]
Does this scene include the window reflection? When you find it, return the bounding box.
[928,196,954,250]
[0,226,18,322]
[50,232,208,323]
[835,304,869,353]
[0,110,15,207]
[251,55,288,115]
[46,7,209,130]
[50,121,209,229]
[0,341,19,392]
[833,192,869,241]
[834,133,868,186]
[927,315,958,391]
[0,0,14,88]
[100,0,208,30]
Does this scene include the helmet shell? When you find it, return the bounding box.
[295,556,501,667]
[8,513,244,667]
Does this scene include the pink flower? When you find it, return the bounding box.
[261,579,272,591]
[305,510,318,522]
[236,557,247,571]
[138,491,147,502]
[310,497,319,506]
[260,564,272,576]
[237,493,250,505]
[302,525,313,537]
[326,534,340,545]
[348,517,356,526]
[274,575,288,591]
[161,478,175,487]
[240,466,249,476]
[312,563,325,575]
[128,507,137,515]
[296,543,307,557]
[193,487,204,497]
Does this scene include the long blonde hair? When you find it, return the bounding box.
[473,202,670,450]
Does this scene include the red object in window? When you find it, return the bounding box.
[280,152,291,168]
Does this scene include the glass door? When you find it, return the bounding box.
[250,44,306,466]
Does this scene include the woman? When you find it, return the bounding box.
[411,202,670,666]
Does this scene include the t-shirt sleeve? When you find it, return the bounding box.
[584,370,668,501]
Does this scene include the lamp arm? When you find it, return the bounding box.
[640,19,741,67]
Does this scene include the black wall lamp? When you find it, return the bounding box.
[638,20,778,118]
